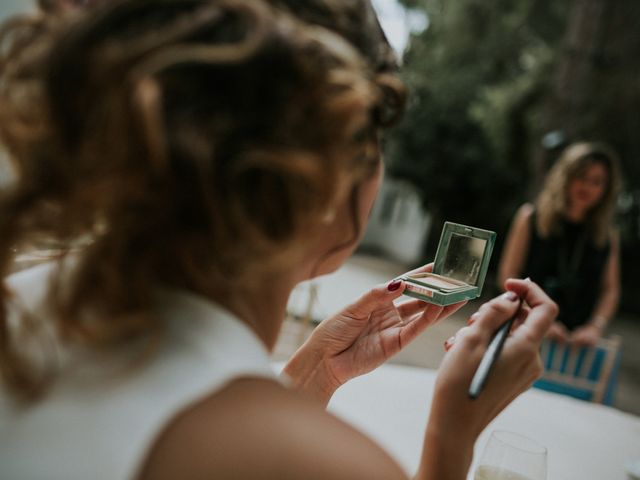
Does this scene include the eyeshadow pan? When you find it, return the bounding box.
[401,222,496,306]
[409,274,465,289]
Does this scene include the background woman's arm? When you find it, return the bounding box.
[571,230,620,346]
[497,203,534,287]
[592,229,621,327]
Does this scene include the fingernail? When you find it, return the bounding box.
[387,279,402,292]
[467,312,480,325]
[502,291,518,301]
[524,277,532,282]
[444,335,455,351]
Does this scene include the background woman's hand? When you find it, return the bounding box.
[545,321,569,343]
[569,323,602,347]
[419,279,557,479]
[284,263,466,405]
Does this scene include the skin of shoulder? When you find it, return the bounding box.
[137,377,408,480]
[514,203,535,227]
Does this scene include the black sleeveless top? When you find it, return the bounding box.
[522,212,610,331]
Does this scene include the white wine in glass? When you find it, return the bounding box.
[474,430,547,480]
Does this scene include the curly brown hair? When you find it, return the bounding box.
[0,0,406,400]
[536,142,621,246]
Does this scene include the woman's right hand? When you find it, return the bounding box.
[418,279,557,480]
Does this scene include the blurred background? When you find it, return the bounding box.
[362,0,640,414]
[296,0,640,414]
[366,0,640,309]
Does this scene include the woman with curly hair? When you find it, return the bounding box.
[499,142,621,346]
[0,1,556,478]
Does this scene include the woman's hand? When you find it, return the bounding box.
[569,324,602,347]
[545,321,569,343]
[419,279,557,480]
[283,263,466,405]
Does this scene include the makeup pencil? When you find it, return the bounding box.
[468,297,523,399]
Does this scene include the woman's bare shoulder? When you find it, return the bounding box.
[509,203,534,232]
[138,376,407,480]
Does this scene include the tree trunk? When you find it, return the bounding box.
[532,0,640,190]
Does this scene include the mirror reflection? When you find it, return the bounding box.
[442,233,486,285]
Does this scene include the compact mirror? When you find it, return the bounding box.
[442,233,487,285]
[401,222,496,306]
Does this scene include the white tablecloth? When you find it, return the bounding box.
[327,363,640,480]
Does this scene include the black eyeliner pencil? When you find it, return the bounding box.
[468,297,523,399]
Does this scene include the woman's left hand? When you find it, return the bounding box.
[569,324,602,347]
[283,263,467,405]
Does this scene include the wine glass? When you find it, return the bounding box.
[474,430,547,480]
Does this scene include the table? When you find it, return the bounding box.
[327,363,640,480]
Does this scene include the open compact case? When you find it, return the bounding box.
[402,222,496,306]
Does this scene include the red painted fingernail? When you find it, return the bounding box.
[467,312,479,325]
[387,280,402,292]
[444,335,455,351]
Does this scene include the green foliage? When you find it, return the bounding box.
[387,0,569,255]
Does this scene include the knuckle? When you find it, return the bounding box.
[546,300,560,318]
[518,339,540,359]
[460,329,482,349]
[374,284,389,296]
[365,286,389,304]
[528,279,542,290]
[484,300,511,317]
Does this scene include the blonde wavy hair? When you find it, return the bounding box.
[536,142,621,246]
[0,0,406,400]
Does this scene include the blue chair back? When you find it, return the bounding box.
[533,335,622,405]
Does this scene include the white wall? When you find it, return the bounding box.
[0,0,33,20]
[361,178,431,266]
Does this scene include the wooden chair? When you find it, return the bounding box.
[533,335,622,405]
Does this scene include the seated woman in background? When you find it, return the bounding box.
[0,1,556,479]
[498,142,621,347]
